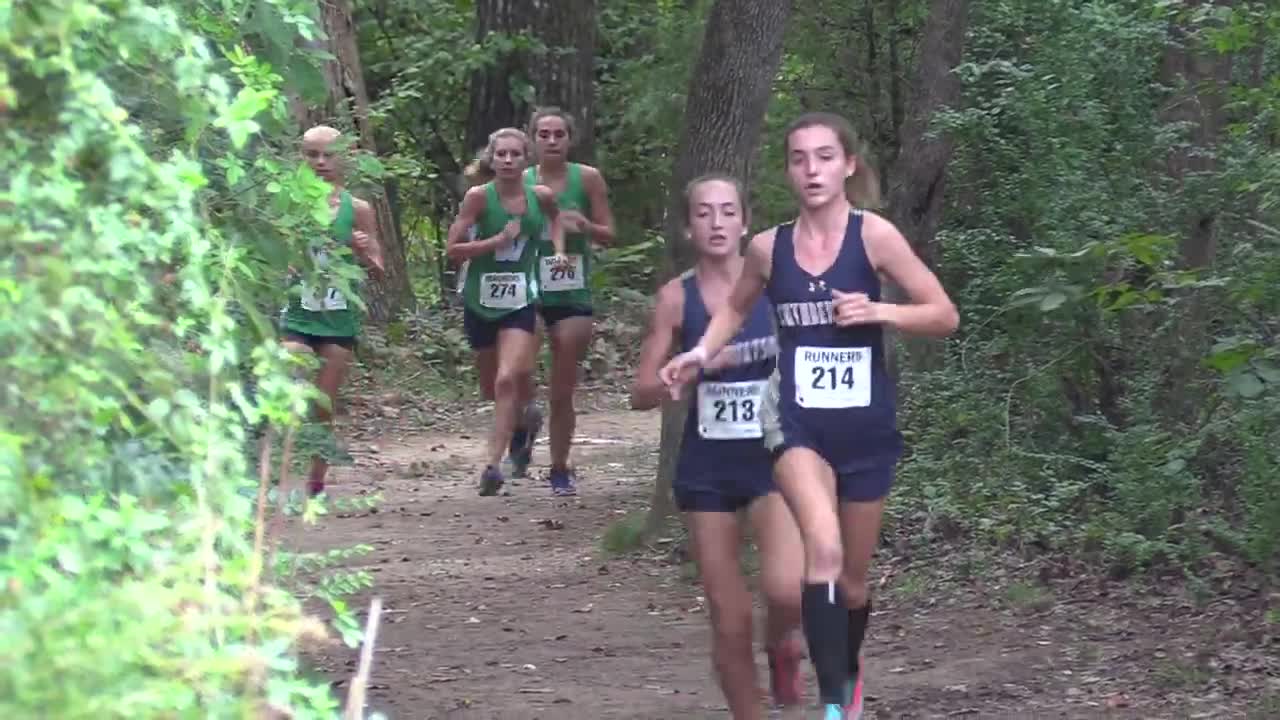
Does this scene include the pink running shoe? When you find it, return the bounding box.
[843,661,864,719]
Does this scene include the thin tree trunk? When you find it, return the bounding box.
[529,0,598,162]
[465,0,535,156]
[883,0,972,374]
[296,0,412,322]
[646,0,794,537]
[1155,0,1234,422]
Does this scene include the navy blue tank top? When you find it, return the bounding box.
[765,211,902,471]
[675,271,778,492]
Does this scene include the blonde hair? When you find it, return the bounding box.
[527,106,578,145]
[783,112,882,209]
[463,127,533,185]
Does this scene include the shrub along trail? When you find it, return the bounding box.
[286,387,1277,719]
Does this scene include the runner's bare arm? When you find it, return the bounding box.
[533,185,566,257]
[446,187,513,261]
[631,279,685,410]
[581,166,616,247]
[352,198,385,280]
[859,211,958,337]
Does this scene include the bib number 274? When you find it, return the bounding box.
[479,272,528,310]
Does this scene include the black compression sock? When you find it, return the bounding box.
[848,599,871,675]
[802,581,851,705]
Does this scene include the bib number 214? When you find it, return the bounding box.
[794,346,871,408]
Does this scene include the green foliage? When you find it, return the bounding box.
[889,0,1280,576]
[2,0,379,716]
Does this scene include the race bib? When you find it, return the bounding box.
[697,380,766,440]
[300,285,348,311]
[539,254,585,292]
[794,346,871,409]
[494,234,528,263]
[479,272,528,309]
[299,248,348,311]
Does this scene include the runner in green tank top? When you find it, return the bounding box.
[507,106,616,496]
[447,127,565,497]
[281,125,385,498]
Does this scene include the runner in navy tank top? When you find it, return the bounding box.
[660,115,959,720]
[633,175,805,719]
[765,210,903,486]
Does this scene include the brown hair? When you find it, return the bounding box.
[783,112,882,209]
[463,127,533,185]
[527,106,578,144]
[682,173,749,225]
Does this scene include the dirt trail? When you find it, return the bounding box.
[288,391,1275,719]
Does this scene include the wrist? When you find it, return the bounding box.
[877,302,901,327]
[690,345,709,364]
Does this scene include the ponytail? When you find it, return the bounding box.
[464,127,533,186]
[846,142,882,209]
[463,157,494,186]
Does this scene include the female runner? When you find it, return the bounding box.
[633,174,805,718]
[660,114,959,719]
[447,127,565,496]
[280,125,385,498]
[511,106,616,495]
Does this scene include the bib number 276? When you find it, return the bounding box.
[540,254,585,292]
[794,346,871,409]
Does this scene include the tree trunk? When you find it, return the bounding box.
[465,0,536,157]
[1159,1,1233,272]
[645,0,794,537]
[296,0,411,323]
[885,0,971,269]
[529,0,598,162]
[882,0,972,374]
[1155,0,1234,422]
[465,0,598,169]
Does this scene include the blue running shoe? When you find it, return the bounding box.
[548,466,577,496]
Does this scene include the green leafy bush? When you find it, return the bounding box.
[1,0,376,716]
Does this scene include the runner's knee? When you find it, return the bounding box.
[806,534,844,580]
[760,571,802,621]
[494,367,530,399]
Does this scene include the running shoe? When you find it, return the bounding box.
[478,465,504,497]
[820,704,845,720]
[548,466,577,496]
[843,663,864,720]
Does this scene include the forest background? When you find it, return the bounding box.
[3,0,1278,717]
